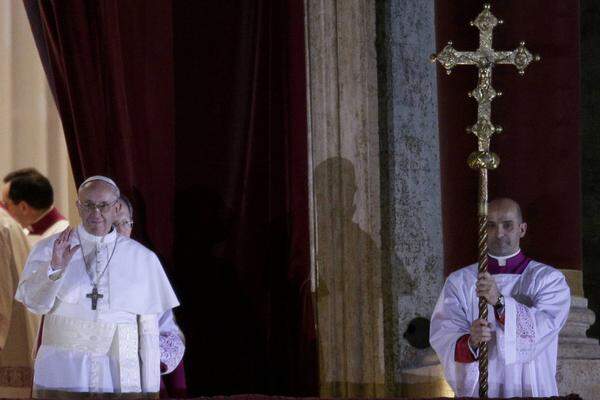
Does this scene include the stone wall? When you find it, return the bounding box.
[376,0,445,394]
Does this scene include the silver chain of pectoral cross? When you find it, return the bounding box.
[77,233,118,310]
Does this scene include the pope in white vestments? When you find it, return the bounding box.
[15,176,179,399]
[430,198,570,397]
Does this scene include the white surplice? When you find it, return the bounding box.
[430,260,570,397]
[15,225,179,397]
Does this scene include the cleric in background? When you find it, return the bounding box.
[2,169,69,245]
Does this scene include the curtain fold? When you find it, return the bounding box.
[23,0,175,267]
[304,0,386,396]
[173,0,316,396]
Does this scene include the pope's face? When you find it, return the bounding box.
[77,182,120,236]
[486,202,527,257]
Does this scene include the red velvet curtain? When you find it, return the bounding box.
[24,0,316,397]
[172,1,316,396]
[435,0,581,274]
[23,0,175,267]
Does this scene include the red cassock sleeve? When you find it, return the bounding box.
[454,334,477,363]
[495,308,505,326]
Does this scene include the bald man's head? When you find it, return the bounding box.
[489,198,523,223]
[487,198,527,256]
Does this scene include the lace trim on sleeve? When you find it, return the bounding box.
[159,331,185,374]
[516,302,535,361]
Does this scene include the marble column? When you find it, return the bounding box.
[556,296,600,399]
[305,0,384,396]
[376,0,446,396]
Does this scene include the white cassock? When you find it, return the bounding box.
[15,225,179,398]
[430,260,570,397]
[0,208,40,398]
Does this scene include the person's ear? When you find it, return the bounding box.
[519,222,527,238]
[17,201,29,214]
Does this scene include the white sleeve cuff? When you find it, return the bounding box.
[468,338,479,359]
[47,266,64,281]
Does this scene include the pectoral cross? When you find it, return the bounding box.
[86,286,104,310]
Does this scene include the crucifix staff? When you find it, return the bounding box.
[430,4,539,398]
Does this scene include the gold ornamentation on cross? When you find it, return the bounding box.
[431,3,540,167]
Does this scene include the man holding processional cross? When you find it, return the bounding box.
[428,4,570,398]
[430,198,570,396]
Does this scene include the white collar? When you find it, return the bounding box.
[489,248,521,267]
[77,224,118,244]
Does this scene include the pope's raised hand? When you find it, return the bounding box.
[50,227,81,270]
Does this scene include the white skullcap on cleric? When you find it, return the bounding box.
[79,175,120,197]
